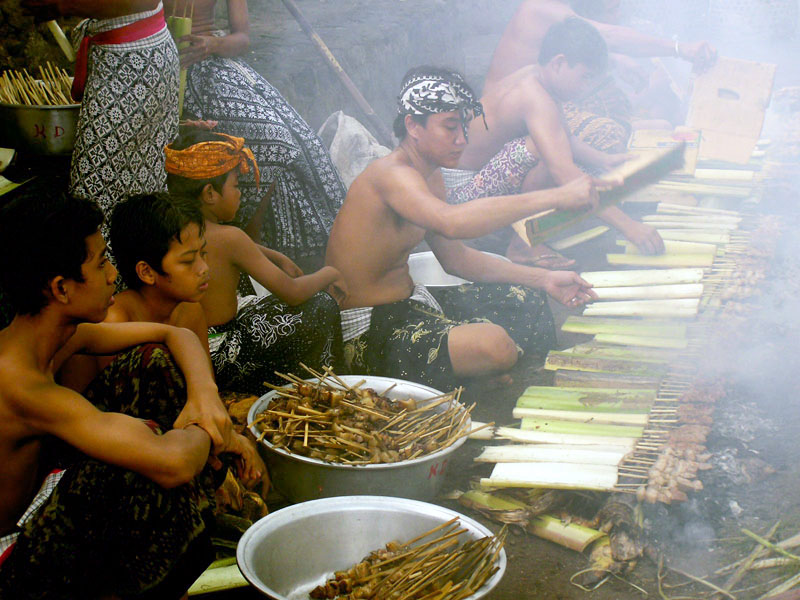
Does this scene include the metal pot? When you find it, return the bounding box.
[247,375,469,503]
[237,496,507,600]
[0,102,81,155]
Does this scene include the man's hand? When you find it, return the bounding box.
[678,41,717,73]
[552,174,599,212]
[179,34,218,68]
[543,271,597,307]
[226,433,268,489]
[622,221,665,255]
[174,386,235,455]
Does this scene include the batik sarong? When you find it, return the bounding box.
[0,344,218,600]
[447,137,539,205]
[444,137,539,255]
[564,76,632,153]
[209,292,342,393]
[342,283,555,391]
[184,55,347,265]
[69,4,179,215]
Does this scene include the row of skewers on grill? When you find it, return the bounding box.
[469,198,756,504]
[470,378,722,504]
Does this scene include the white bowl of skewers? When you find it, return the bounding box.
[237,496,507,600]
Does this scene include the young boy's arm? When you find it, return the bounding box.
[225,227,346,305]
[10,376,211,488]
[257,245,304,278]
[55,322,233,454]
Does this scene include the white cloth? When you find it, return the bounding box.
[340,284,442,342]
[0,470,66,558]
[440,167,478,191]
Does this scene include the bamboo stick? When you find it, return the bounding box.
[605,253,715,268]
[580,268,705,287]
[592,283,704,301]
[582,298,699,318]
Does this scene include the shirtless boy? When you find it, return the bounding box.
[484,0,716,90]
[326,67,600,390]
[0,192,259,598]
[165,130,347,392]
[58,192,211,394]
[445,18,664,266]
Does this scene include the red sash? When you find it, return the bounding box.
[71,9,166,102]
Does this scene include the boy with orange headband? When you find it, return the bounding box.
[165,129,347,393]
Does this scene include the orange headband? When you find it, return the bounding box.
[164,133,260,189]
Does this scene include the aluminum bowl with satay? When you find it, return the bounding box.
[237,496,507,600]
[247,374,472,502]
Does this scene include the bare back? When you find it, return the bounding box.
[325,153,429,309]
[458,67,556,171]
[0,351,48,535]
[199,222,243,326]
[484,0,570,89]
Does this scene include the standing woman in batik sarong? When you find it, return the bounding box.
[22,0,180,215]
[166,0,347,272]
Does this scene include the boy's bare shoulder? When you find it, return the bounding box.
[207,222,251,244]
[105,291,139,322]
[204,222,254,256]
[0,353,56,418]
[171,301,206,328]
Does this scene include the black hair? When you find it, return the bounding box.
[538,17,608,73]
[166,127,231,199]
[569,0,607,20]
[393,65,476,140]
[0,191,103,315]
[393,113,429,141]
[110,192,205,290]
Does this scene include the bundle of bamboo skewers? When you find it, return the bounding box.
[0,63,75,106]
[309,518,506,600]
[250,365,483,465]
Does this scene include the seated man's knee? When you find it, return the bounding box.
[477,325,518,371]
[489,325,519,371]
[448,323,518,375]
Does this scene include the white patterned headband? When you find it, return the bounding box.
[398,74,486,140]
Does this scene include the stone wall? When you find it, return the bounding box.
[242,0,520,136]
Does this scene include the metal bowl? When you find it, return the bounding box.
[247,375,469,502]
[237,496,507,600]
[0,102,81,155]
[407,251,510,288]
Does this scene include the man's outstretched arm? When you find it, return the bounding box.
[382,166,598,241]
